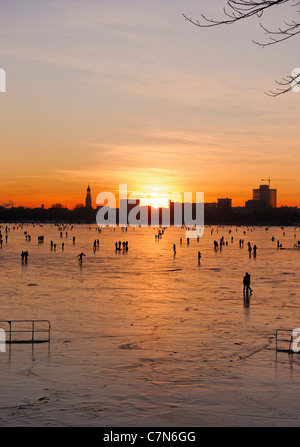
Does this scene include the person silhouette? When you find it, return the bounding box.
[77,252,86,263]
[21,251,29,263]
[243,272,252,295]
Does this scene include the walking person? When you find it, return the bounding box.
[243,272,252,295]
[77,252,86,264]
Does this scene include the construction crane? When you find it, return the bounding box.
[261,178,295,187]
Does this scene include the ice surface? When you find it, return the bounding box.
[0,223,300,426]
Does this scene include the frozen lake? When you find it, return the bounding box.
[0,223,300,426]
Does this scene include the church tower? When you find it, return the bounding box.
[85,185,92,208]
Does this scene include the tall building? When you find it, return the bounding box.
[85,185,92,208]
[252,184,277,208]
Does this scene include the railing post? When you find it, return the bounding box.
[0,320,51,344]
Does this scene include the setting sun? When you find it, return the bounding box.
[139,194,170,209]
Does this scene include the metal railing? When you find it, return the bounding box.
[0,320,50,344]
[275,328,293,353]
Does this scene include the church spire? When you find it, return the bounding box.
[85,185,92,208]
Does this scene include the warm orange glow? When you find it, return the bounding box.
[0,0,299,210]
[140,196,170,209]
[137,186,182,209]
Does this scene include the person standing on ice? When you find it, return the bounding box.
[243,272,252,295]
[77,252,86,264]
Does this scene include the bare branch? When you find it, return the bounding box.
[183,1,291,29]
[183,0,300,46]
[265,71,300,96]
[254,18,300,46]
[183,0,300,96]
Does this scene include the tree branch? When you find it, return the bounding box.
[183,0,300,96]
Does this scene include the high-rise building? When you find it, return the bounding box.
[252,184,277,208]
[85,185,92,208]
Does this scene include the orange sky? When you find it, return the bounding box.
[0,1,299,209]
